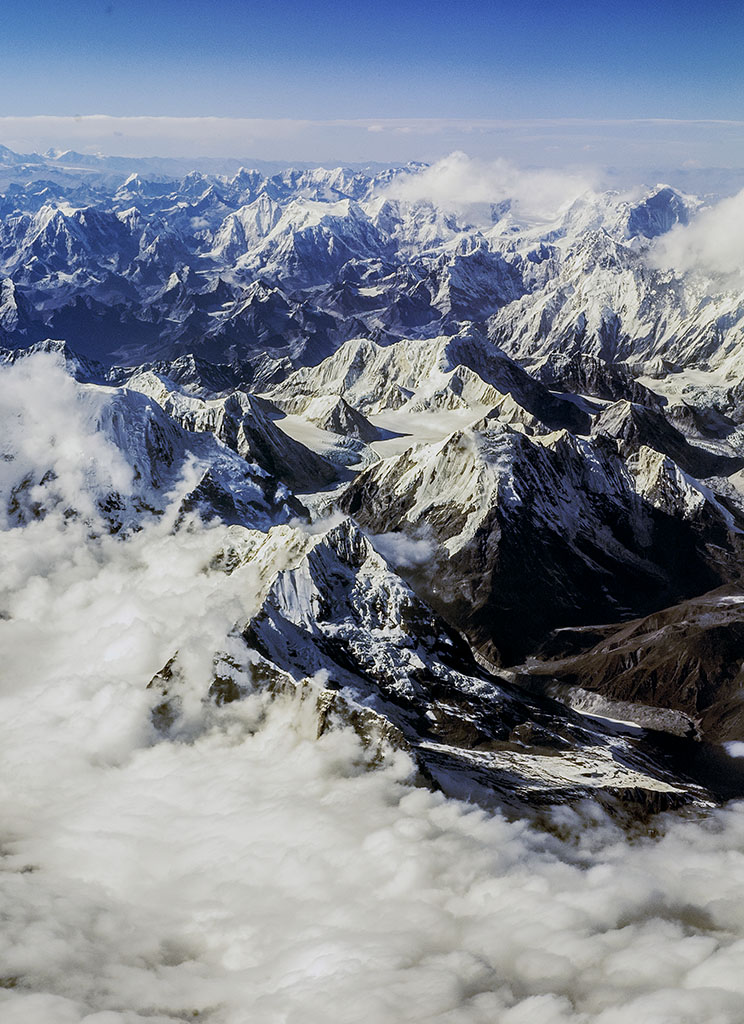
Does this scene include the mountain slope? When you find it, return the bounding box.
[340,421,744,663]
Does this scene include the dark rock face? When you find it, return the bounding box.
[218,393,338,493]
[125,379,339,495]
[307,396,384,443]
[525,588,744,744]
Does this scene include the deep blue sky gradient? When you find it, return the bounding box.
[4,0,744,120]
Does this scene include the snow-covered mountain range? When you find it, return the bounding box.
[4,149,744,817]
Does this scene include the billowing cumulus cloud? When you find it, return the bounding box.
[651,188,744,287]
[3,355,744,1023]
[380,151,598,225]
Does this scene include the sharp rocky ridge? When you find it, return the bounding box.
[4,147,744,818]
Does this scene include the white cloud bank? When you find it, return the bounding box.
[2,355,744,1023]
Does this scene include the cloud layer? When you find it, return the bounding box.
[3,355,744,1023]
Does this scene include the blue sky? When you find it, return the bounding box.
[1,0,744,170]
[5,0,744,120]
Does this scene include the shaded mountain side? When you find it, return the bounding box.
[523,587,744,744]
[534,351,663,407]
[107,352,245,395]
[592,399,744,479]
